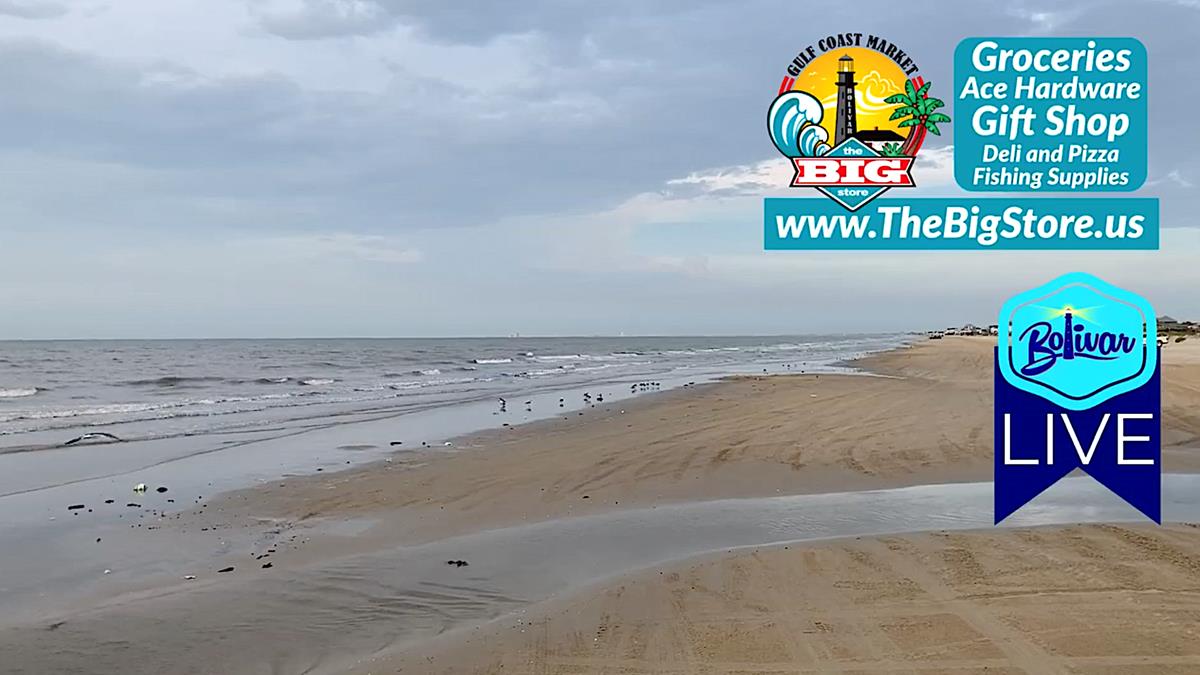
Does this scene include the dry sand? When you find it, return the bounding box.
[384,523,1200,674]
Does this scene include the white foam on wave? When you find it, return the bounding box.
[0,387,38,399]
[299,378,336,386]
[0,392,300,425]
[472,358,512,364]
[755,342,815,352]
[518,368,573,378]
[573,361,652,374]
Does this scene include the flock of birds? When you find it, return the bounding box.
[496,380,667,416]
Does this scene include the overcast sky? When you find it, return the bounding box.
[0,0,1196,338]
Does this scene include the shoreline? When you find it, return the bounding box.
[191,336,1200,548]
[184,338,990,550]
[133,336,1200,581]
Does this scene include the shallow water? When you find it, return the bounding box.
[3,475,1197,675]
[0,335,904,447]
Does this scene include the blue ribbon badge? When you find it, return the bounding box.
[995,272,1161,523]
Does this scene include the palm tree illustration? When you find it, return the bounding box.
[886,80,950,156]
[880,142,904,157]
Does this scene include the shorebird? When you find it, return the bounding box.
[63,432,122,446]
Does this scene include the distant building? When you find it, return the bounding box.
[852,127,905,153]
[1158,315,1197,333]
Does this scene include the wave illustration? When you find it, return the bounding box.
[768,91,829,158]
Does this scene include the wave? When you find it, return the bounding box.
[125,376,226,388]
[0,372,498,430]
[255,377,291,384]
[0,393,294,424]
[755,342,815,353]
[577,361,651,373]
[517,368,573,378]
[305,361,349,369]
[0,335,908,440]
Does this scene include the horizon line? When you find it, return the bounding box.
[0,330,927,342]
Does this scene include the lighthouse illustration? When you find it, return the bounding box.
[834,54,858,145]
[1063,309,1076,360]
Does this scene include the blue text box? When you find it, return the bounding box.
[954,37,1147,192]
[764,197,1159,250]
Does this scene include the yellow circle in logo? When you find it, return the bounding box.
[790,47,909,145]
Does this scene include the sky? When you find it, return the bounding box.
[0,0,1196,339]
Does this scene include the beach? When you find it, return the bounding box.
[327,336,1200,674]
[6,5,1196,674]
[209,336,1200,546]
[4,336,1200,674]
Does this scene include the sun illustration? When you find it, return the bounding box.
[1037,304,1104,326]
[792,47,908,145]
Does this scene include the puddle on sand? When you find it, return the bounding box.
[4,474,1199,675]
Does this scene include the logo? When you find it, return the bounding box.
[995,272,1160,523]
[999,273,1156,409]
[768,34,950,210]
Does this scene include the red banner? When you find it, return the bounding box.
[791,156,914,187]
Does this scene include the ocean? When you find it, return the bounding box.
[0,335,906,451]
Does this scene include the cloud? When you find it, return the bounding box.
[1147,169,1194,189]
[0,0,68,19]
[0,0,1197,337]
[1005,6,1084,34]
[252,0,393,40]
[3,0,1192,238]
[664,161,790,197]
[663,144,957,199]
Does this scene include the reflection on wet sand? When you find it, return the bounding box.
[4,475,1200,675]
